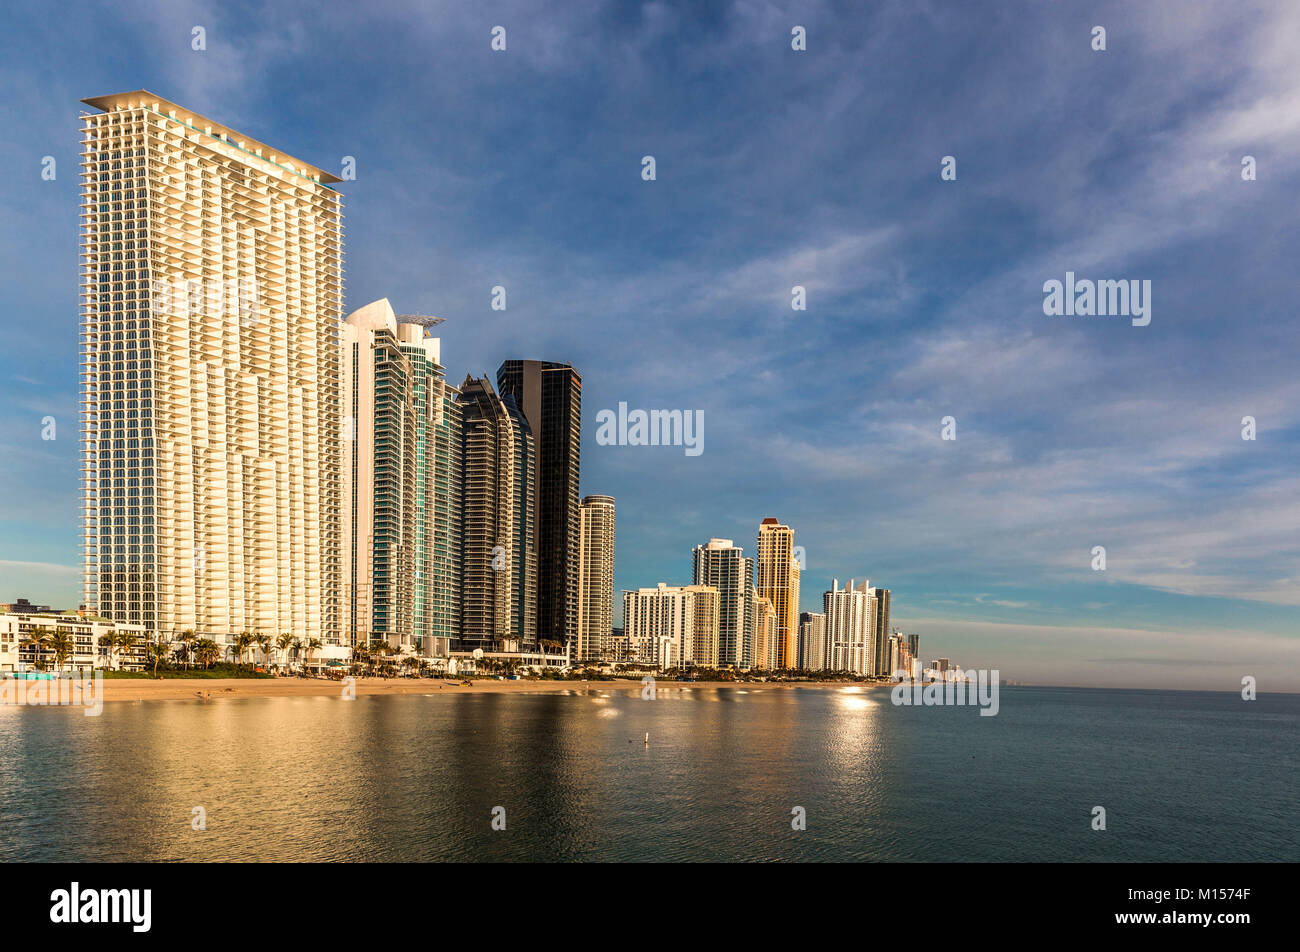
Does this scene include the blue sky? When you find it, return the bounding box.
[1,0,1297,689]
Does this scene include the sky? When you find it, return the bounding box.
[0,0,1296,690]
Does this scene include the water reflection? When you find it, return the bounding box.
[0,687,1294,862]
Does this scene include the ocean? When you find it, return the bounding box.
[1,685,1295,861]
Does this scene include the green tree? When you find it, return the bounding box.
[22,626,53,670]
[276,633,295,671]
[146,639,169,677]
[49,629,75,674]
[116,632,139,671]
[179,629,197,671]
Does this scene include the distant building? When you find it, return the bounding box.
[798,611,826,671]
[756,519,800,668]
[868,586,891,676]
[824,579,872,675]
[0,598,60,615]
[692,538,754,668]
[623,583,720,670]
[751,594,776,670]
[576,494,616,660]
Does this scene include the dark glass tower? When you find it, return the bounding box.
[496,360,581,656]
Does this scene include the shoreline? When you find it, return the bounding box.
[88,677,891,704]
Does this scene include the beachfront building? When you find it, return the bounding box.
[457,376,537,652]
[756,518,800,669]
[691,538,755,668]
[340,300,461,655]
[0,609,147,673]
[751,594,776,670]
[689,586,721,668]
[622,583,720,670]
[824,579,873,675]
[396,316,460,655]
[798,611,827,671]
[869,586,891,676]
[576,494,616,660]
[496,360,582,658]
[79,91,344,649]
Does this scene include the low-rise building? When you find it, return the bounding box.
[0,610,148,673]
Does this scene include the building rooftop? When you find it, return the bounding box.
[82,90,343,185]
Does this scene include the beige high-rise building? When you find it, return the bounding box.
[756,518,800,669]
[689,585,720,668]
[576,494,615,660]
[751,594,775,670]
[798,611,827,671]
[79,91,343,646]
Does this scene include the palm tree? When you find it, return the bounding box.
[305,637,323,674]
[276,633,295,673]
[116,632,139,671]
[146,640,169,678]
[195,638,220,670]
[290,638,304,670]
[231,631,254,667]
[255,633,272,669]
[49,629,75,674]
[22,626,53,671]
[179,629,197,671]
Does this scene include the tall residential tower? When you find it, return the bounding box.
[576,494,616,660]
[80,91,343,646]
[496,361,581,656]
[756,518,800,669]
[457,375,536,651]
[691,538,754,668]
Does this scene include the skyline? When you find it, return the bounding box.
[1,0,1298,690]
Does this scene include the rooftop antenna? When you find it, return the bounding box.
[395,314,446,336]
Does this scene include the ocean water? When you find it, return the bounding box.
[0,685,1295,862]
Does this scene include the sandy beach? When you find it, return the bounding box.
[94,677,885,703]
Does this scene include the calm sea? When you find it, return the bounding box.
[1,685,1295,861]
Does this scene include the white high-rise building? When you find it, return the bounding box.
[798,611,827,671]
[576,494,616,660]
[80,91,343,646]
[692,538,754,668]
[340,300,460,653]
[623,583,719,670]
[824,579,872,675]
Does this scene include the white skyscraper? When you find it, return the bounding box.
[80,91,343,646]
[824,579,872,675]
[692,538,754,668]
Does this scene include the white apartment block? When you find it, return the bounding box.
[798,611,827,671]
[1,611,147,673]
[824,579,874,675]
[623,583,720,670]
[692,538,754,668]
